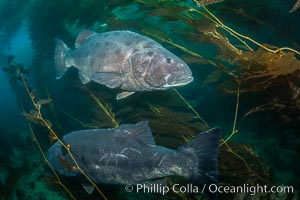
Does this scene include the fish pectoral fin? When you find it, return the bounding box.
[79,72,91,84]
[116,91,135,100]
[81,182,95,194]
[93,72,122,89]
[75,29,97,48]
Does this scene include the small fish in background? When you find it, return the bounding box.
[54,30,193,100]
[47,121,221,194]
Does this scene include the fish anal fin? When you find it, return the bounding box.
[75,29,97,48]
[116,91,135,100]
[79,72,91,84]
[81,182,95,194]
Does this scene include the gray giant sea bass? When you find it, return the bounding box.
[54,30,193,100]
[47,121,221,193]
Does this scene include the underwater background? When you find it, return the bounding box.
[0,0,299,199]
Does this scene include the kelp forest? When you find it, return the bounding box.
[0,0,299,199]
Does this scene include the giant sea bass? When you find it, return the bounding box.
[55,30,193,99]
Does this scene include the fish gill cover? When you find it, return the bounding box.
[0,0,299,200]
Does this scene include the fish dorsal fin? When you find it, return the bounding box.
[75,29,97,48]
[119,121,156,146]
[81,182,95,194]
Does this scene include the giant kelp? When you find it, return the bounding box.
[1,0,300,199]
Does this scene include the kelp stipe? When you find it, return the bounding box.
[136,1,298,183]
[4,64,108,200]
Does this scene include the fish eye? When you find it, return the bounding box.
[165,57,172,64]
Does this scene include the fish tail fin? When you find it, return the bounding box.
[55,38,70,79]
[177,128,221,184]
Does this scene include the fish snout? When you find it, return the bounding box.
[164,65,193,87]
[176,74,194,84]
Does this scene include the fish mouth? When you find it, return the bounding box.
[163,75,193,88]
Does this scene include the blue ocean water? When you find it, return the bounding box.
[0,0,299,200]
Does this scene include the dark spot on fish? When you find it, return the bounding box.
[143,45,152,49]
[166,57,172,64]
[81,155,85,161]
[114,32,121,36]
[147,51,154,56]
[125,41,132,46]
[104,41,111,46]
